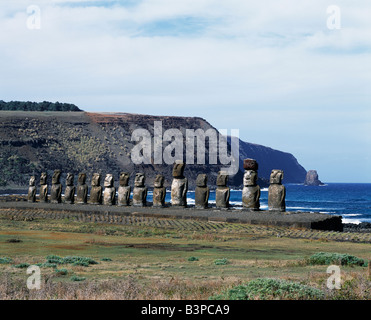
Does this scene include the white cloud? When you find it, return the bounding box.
[0,0,370,181]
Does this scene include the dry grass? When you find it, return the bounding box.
[0,274,239,300]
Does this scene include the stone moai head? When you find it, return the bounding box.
[52,170,61,184]
[270,170,284,184]
[92,173,101,186]
[66,173,74,186]
[104,174,114,187]
[154,174,164,188]
[196,174,207,187]
[243,170,257,186]
[243,158,258,171]
[119,172,130,186]
[172,160,185,178]
[29,176,36,186]
[134,173,145,187]
[40,172,47,185]
[216,171,228,187]
[78,173,86,185]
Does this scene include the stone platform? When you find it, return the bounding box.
[0,201,343,231]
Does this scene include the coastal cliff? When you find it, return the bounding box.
[0,110,307,189]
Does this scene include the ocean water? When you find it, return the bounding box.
[147,183,371,224]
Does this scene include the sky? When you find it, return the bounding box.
[0,0,370,182]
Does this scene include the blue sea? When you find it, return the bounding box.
[147,183,371,224]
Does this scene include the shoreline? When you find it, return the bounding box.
[0,195,342,232]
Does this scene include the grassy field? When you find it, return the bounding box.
[0,215,370,300]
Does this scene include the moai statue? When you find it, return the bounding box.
[171,161,188,207]
[215,171,230,209]
[117,172,131,206]
[50,169,62,204]
[39,172,48,203]
[103,174,116,206]
[242,159,260,211]
[268,169,286,212]
[153,174,166,207]
[27,176,36,203]
[132,173,147,207]
[195,174,209,209]
[76,173,88,204]
[64,173,75,204]
[90,173,102,205]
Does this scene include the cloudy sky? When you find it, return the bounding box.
[0,0,370,182]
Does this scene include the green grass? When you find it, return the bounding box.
[187,256,199,262]
[55,268,68,275]
[0,257,12,264]
[210,278,325,300]
[307,252,368,267]
[70,275,86,282]
[214,258,229,265]
[0,215,370,299]
[101,258,112,261]
[46,255,98,266]
[13,263,30,269]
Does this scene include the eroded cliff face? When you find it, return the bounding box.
[0,111,306,189]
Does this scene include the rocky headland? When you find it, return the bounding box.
[0,109,307,190]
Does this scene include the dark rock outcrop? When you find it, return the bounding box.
[304,170,324,186]
[0,110,308,189]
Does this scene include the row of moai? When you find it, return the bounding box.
[28,159,286,211]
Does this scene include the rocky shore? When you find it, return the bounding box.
[343,222,371,233]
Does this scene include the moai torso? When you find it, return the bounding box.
[50,170,62,204]
[215,171,230,209]
[268,170,286,212]
[195,174,209,209]
[103,174,116,205]
[171,161,188,207]
[39,172,48,203]
[28,176,36,203]
[90,173,102,204]
[117,172,131,206]
[64,173,75,204]
[153,174,166,207]
[242,168,260,211]
[76,173,88,204]
[132,173,147,207]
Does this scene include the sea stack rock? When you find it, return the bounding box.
[195,174,210,209]
[171,161,188,207]
[50,169,62,204]
[90,173,102,205]
[132,173,147,207]
[76,173,88,204]
[304,170,324,186]
[27,176,36,203]
[64,173,75,204]
[215,171,230,209]
[103,174,116,205]
[39,172,48,203]
[153,174,166,207]
[268,169,286,212]
[117,172,131,206]
[242,169,260,211]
